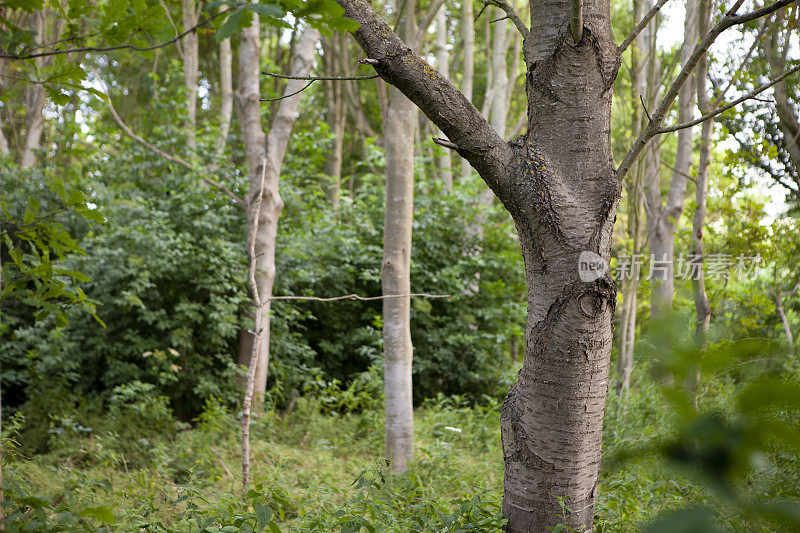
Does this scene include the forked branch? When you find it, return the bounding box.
[616,0,797,182]
[478,0,530,40]
[657,63,800,134]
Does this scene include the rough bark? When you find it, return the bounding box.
[181,0,199,152]
[434,7,453,191]
[235,17,320,401]
[335,0,620,529]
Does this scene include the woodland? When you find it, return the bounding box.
[0,0,799,531]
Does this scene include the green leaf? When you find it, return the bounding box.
[215,8,253,42]
[81,505,116,523]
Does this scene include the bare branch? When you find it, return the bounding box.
[262,70,379,81]
[570,0,584,44]
[481,0,530,40]
[268,292,450,302]
[616,0,797,182]
[248,160,267,309]
[260,80,315,101]
[618,0,670,54]
[93,70,245,207]
[0,7,232,60]
[656,64,800,134]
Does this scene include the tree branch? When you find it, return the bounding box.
[616,0,796,182]
[481,0,530,40]
[262,70,379,81]
[618,0,670,55]
[268,292,450,302]
[93,71,245,207]
[337,0,515,200]
[0,7,232,60]
[570,0,584,44]
[657,63,800,134]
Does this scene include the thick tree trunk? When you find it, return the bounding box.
[182,0,199,152]
[235,16,320,400]
[338,0,619,528]
[434,7,453,191]
[500,3,619,530]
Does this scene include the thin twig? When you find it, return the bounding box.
[478,0,530,40]
[260,80,315,101]
[268,292,450,302]
[262,71,379,81]
[0,7,233,60]
[209,447,235,480]
[93,70,245,207]
[618,0,670,54]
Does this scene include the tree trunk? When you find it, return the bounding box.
[217,32,234,155]
[381,0,419,474]
[459,0,474,180]
[182,0,199,152]
[434,7,453,191]
[692,0,712,339]
[235,15,320,401]
[645,0,698,317]
[20,12,48,169]
[617,0,645,393]
[323,34,347,205]
[338,0,620,528]
[764,14,800,176]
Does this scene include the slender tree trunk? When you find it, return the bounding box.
[774,296,795,347]
[182,0,199,152]
[235,15,320,401]
[764,14,800,175]
[617,0,645,393]
[20,12,48,169]
[434,7,453,191]
[646,0,698,317]
[217,33,234,155]
[323,34,347,205]
[459,0,474,180]
[382,0,419,474]
[692,0,712,339]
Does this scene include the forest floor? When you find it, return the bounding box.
[4,366,798,532]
